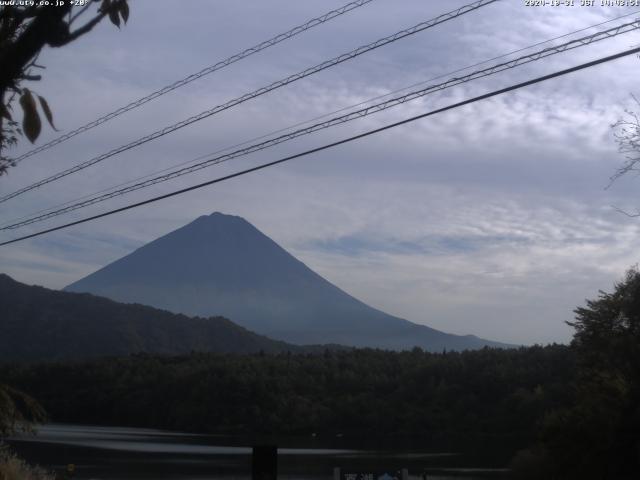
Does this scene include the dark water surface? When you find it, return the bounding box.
[8,424,509,480]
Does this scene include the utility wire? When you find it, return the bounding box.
[0,0,499,205]
[5,9,636,230]
[3,19,638,231]
[7,0,378,165]
[2,46,638,247]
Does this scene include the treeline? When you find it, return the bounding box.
[1,345,575,444]
[4,270,640,479]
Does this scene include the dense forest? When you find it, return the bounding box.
[2,269,640,479]
[1,345,574,441]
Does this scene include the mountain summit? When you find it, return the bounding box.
[66,212,509,350]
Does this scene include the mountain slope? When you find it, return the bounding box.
[0,274,297,362]
[66,212,510,350]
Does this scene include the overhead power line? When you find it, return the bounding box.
[7,0,378,165]
[3,19,638,231]
[6,9,635,231]
[2,45,638,247]
[0,0,499,205]
[10,11,639,233]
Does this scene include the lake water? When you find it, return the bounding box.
[7,424,509,480]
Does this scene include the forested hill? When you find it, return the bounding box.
[0,274,299,361]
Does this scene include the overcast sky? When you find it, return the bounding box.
[2,0,640,345]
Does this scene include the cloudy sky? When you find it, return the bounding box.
[2,0,640,345]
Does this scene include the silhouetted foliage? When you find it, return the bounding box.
[0,448,54,480]
[0,383,46,437]
[535,268,640,479]
[0,0,129,175]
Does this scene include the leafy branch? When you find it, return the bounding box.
[0,0,130,176]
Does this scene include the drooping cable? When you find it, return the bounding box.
[5,9,636,230]
[2,45,638,247]
[7,0,378,165]
[0,0,499,204]
[3,19,638,231]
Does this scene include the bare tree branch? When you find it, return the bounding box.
[611,205,640,217]
[64,11,109,44]
[611,94,640,184]
[19,74,41,81]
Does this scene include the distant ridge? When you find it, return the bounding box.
[0,273,299,362]
[66,212,512,351]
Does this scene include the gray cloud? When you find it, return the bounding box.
[1,0,640,344]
